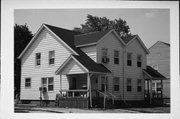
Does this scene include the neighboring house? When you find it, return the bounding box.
[18,24,165,108]
[147,41,170,99]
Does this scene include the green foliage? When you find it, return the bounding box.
[74,14,131,37]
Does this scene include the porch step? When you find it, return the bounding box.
[92,97,117,109]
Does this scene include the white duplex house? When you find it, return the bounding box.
[18,24,165,108]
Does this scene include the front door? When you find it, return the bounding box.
[71,77,76,90]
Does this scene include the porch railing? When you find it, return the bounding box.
[106,91,117,104]
[59,90,89,98]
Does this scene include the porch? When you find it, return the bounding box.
[143,66,166,105]
[55,55,111,108]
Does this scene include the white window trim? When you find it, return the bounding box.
[25,78,31,88]
[114,50,119,64]
[49,50,55,65]
[41,77,54,92]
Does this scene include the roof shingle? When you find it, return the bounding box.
[143,66,166,79]
[45,24,111,73]
[74,29,111,46]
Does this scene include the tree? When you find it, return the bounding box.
[14,24,33,96]
[74,14,132,37]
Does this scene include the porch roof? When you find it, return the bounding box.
[143,66,166,80]
[72,55,111,73]
[55,55,111,75]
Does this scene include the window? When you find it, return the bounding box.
[137,79,142,92]
[101,76,108,92]
[157,82,161,91]
[41,77,54,91]
[137,55,142,67]
[49,50,55,65]
[127,53,132,66]
[127,78,132,92]
[114,50,119,64]
[101,48,109,63]
[36,53,41,66]
[113,77,120,91]
[25,78,31,88]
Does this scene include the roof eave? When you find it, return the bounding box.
[18,24,45,59]
[126,35,150,54]
[76,43,97,48]
[96,29,126,46]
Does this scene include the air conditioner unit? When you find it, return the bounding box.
[102,57,110,63]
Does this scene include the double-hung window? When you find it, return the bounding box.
[137,55,142,67]
[113,77,120,91]
[101,48,108,63]
[127,78,132,92]
[127,53,132,66]
[25,78,31,88]
[49,50,55,65]
[137,79,142,92]
[41,77,54,91]
[35,53,41,66]
[114,50,119,64]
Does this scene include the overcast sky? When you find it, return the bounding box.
[14,9,170,48]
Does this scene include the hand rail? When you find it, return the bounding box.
[106,91,117,104]
[59,90,89,97]
[95,89,108,97]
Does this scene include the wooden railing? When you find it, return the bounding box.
[59,90,89,98]
[106,91,117,104]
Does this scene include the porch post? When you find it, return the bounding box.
[60,75,62,96]
[87,73,90,97]
[161,79,163,99]
[149,78,153,104]
[87,73,92,108]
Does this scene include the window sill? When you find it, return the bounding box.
[35,65,41,68]
[49,64,55,67]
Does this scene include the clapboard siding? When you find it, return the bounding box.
[147,41,170,98]
[20,28,72,100]
[124,38,146,100]
[147,41,170,78]
[97,32,124,99]
[80,45,97,62]
[60,59,87,74]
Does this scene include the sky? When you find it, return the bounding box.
[14,9,170,48]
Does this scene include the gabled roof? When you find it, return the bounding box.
[74,30,111,47]
[149,41,170,50]
[72,55,111,73]
[121,35,136,44]
[125,35,149,54]
[19,23,111,74]
[42,24,112,74]
[143,66,166,80]
[56,54,111,74]
[74,29,126,47]
[18,24,81,59]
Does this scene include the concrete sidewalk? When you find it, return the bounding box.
[14,104,170,113]
[15,106,139,113]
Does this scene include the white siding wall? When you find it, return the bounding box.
[21,28,72,100]
[80,45,97,62]
[60,59,87,75]
[97,32,124,99]
[124,38,147,100]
